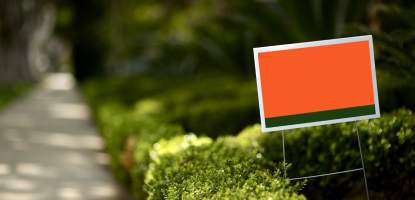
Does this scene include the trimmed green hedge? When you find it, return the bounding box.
[82,73,415,199]
[145,133,306,199]
[241,109,415,199]
[90,102,185,198]
[82,75,306,199]
[84,100,306,199]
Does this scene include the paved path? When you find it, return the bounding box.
[0,74,135,200]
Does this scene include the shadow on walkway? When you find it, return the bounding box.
[0,73,135,200]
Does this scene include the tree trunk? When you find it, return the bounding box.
[0,0,47,88]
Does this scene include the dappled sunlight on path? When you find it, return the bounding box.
[0,73,135,200]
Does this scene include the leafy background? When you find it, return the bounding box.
[2,0,415,199]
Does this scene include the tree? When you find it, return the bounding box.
[0,0,56,87]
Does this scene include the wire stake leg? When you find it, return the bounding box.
[356,120,370,200]
[282,129,286,180]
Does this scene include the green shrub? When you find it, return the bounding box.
[376,71,415,112]
[153,76,260,139]
[130,121,185,198]
[82,71,414,141]
[81,74,260,139]
[94,104,134,184]
[241,109,415,199]
[145,133,307,200]
[84,99,185,198]
[82,73,415,199]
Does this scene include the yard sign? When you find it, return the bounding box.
[253,35,380,132]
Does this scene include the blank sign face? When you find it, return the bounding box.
[253,35,380,132]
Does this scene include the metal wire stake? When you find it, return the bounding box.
[356,120,370,200]
[282,129,286,180]
[290,168,363,180]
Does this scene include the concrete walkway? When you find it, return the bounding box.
[0,74,135,200]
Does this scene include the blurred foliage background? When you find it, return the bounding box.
[2,0,415,199]
[51,0,415,112]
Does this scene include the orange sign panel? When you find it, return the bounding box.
[253,36,380,132]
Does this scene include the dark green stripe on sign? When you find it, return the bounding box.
[265,105,376,128]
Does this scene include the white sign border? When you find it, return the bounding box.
[253,35,380,132]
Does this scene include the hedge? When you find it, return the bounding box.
[82,76,307,199]
[91,102,185,198]
[84,100,306,199]
[145,133,306,199]
[82,73,260,139]
[241,109,415,199]
[89,104,415,199]
[82,73,415,199]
